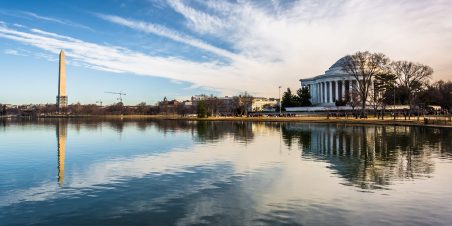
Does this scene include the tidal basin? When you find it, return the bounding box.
[0,119,451,225]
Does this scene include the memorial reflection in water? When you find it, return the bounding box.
[281,123,450,189]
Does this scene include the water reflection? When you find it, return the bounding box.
[57,121,67,186]
[0,119,451,225]
[2,119,450,191]
[282,124,451,189]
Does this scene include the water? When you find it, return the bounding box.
[0,119,451,226]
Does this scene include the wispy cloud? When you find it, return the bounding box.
[3,49,20,56]
[0,10,92,31]
[167,0,225,34]
[13,23,26,28]
[95,14,238,60]
[2,48,30,56]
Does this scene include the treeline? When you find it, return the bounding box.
[344,51,451,116]
[1,93,257,117]
[155,93,254,118]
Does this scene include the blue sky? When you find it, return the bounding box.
[1,0,451,105]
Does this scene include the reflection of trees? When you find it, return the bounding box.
[282,123,311,150]
[1,119,5,131]
[195,121,255,143]
[152,120,256,143]
[282,124,451,189]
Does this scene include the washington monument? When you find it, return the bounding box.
[56,50,67,110]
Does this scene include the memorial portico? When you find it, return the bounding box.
[300,57,361,107]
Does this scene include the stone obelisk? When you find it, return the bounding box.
[56,50,68,110]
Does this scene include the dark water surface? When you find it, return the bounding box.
[0,119,451,225]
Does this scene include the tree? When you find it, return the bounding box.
[429,80,452,112]
[348,90,360,117]
[282,88,298,108]
[136,102,148,114]
[296,87,312,106]
[106,102,124,114]
[373,73,397,119]
[390,61,433,114]
[205,95,221,117]
[233,92,253,116]
[342,51,390,117]
[197,100,207,118]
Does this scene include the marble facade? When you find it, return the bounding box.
[300,57,361,106]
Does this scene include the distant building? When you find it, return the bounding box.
[300,56,363,107]
[251,97,278,112]
[158,98,181,114]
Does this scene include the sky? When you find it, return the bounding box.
[0,0,451,105]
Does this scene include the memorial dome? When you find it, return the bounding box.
[328,56,351,70]
[324,56,351,75]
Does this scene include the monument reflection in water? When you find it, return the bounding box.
[0,119,451,226]
[57,121,67,186]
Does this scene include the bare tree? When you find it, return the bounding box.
[373,73,397,119]
[342,51,390,117]
[233,92,253,116]
[348,90,360,118]
[390,61,433,115]
[205,95,221,117]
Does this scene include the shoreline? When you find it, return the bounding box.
[6,114,451,128]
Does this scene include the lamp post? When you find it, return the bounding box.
[278,86,282,114]
[393,81,396,120]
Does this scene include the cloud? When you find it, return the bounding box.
[165,0,452,83]
[3,49,19,55]
[13,23,25,28]
[2,48,29,56]
[1,0,452,97]
[167,0,225,34]
[0,25,254,95]
[0,10,92,31]
[95,14,238,60]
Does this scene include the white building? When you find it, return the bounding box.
[300,57,362,107]
[251,97,278,112]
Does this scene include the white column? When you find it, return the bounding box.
[329,81,332,103]
[342,80,346,100]
[317,83,320,104]
[321,82,324,103]
[316,83,319,104]
[349,80,353,94]
[311,83,314,103]
[318,83,321,104]
[335,80,339,102]
[313,83,317,104]
[324,81,327,103]
[325,82,327,103]
[329,81,333,103]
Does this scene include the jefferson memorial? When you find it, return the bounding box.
[300,57,359,107]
